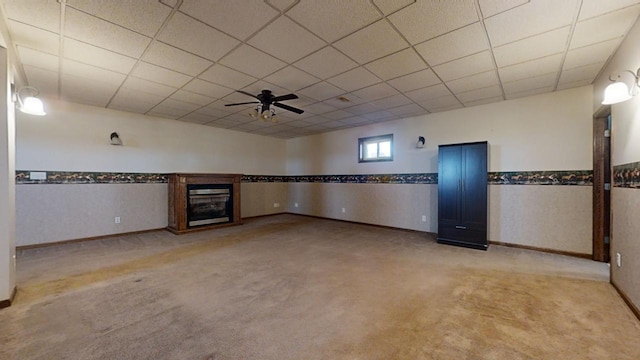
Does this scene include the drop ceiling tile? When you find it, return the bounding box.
[179,113,213,125]
[223,113,254,124]
[446,70,499,93]
[121,76,177,97]
[66,0,171,37]
[160,0,178,7]
[323,94,366,108]
[370,94,412,109]
[327,67,381,92]
[505,86,555,99]
[131,62,192,88]
[364,48,427,81]
[263,66,320,91]
[241,81,290,98]
[3,0,60,33]
[570,6,640,49]
[484,0,578,46]
[321,120,350,129]
[180,0,280,41]
[147,112,179,120]
[334,20,409,64]
[388,0,478,44]
[564,38,621,70]
[455,85,503,102]
[109,87,165,113]
[61,73,120,107]
[23,65,58,97]
[182,79,234,99]
[64,8,151,58]
[205,119,238,129]
[193,105,233,118]
[18,47,58,72]
[199,65,258,89]
[388,103,427,117]
[170,90,215,106]
[498,54,564,82]
[158,12,239,61]
[387,69,441,93]
[248,17,325,63]
[150,98,201,118]
[415,22,489,66]
[405,84,452,102]
[372,0,415,15]
[298,82,345,101]
[557,78,593,90]
[432,51,495,81]
[143,42,213,76]
[352,83,399,101]
[463,96,504,107]
[344,103,379,115]
[286,0,381,43]
[303,102,337,115]
[294,47,358,79]
[64,38,137,74]
[323,109,354,120]
[502,73,558,94]
[478,0,529,17]
[268,0,297,11]
[8,21,59,55]
[558,63,603,84]
[579,0,640,20]
[219,45,287,78]
[339,116,371,126]
[419,95,462,112]
[493,27,570,67]
[361,110,397,121]
[62,59,126,86]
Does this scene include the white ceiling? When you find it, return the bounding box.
[2,0,640,138]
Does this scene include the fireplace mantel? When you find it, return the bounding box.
[167,173,242,234]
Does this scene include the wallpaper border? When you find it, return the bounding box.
[16,170,592,186]
[613,161,640,188]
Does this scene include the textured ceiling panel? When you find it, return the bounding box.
[389,0,478,44]
[179,0,278,41]
[4,0,639,138]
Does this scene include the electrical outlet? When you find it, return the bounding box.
[616,253,621,267]
[115,217,121,224]
[294,203,298,207]
[274,203,280,208]
[341,208,346,213]
[421,215,427,222]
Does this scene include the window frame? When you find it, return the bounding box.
[358,134,394,163]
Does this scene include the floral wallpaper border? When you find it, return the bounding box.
[16,170,593,186]
[613,161,640,188]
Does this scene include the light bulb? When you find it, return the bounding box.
[21,96,46,116]
[602,82,632,105]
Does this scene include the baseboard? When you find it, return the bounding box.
[0,286,17,309]
[611,280,640,321]
[489,241,592,259]
[16,228,168,251]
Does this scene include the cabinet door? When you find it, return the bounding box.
[461,143,487,229]
[438,145,462,223]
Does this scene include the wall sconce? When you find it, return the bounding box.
[110,132,123,146]
[416,136,425,148]
[15,86,46,116]
[602,67,640,105]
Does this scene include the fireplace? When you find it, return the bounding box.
[187,185,232,227]
[168,173,242,234]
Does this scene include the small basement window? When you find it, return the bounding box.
[358,134,393,163]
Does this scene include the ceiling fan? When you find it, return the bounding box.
[224,89,304,122]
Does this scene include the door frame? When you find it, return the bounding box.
[593,105,611,262]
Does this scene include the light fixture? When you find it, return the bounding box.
[260,108,272,121]
[416,136,425,148]
[110,132,123,146]
[16,86,46,116]
[602,67,640,105]
[248,106,260,120]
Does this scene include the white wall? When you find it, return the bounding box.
[287,86,593,175]
[595,18,640,312]
[17,99,287,174]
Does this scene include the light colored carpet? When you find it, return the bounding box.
[1,214,638,359]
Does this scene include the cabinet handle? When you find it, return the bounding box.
[455,225,467,229]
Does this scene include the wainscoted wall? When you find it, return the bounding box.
[611,188,640,309]
[240,182,288,218]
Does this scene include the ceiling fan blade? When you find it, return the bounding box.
[273,102,304,114]
[236,90,259,99]
[272,93,298,102]
[224,101,260,107]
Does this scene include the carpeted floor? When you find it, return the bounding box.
[1,214,639,359]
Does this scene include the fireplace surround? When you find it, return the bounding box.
[168,173,242,234]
